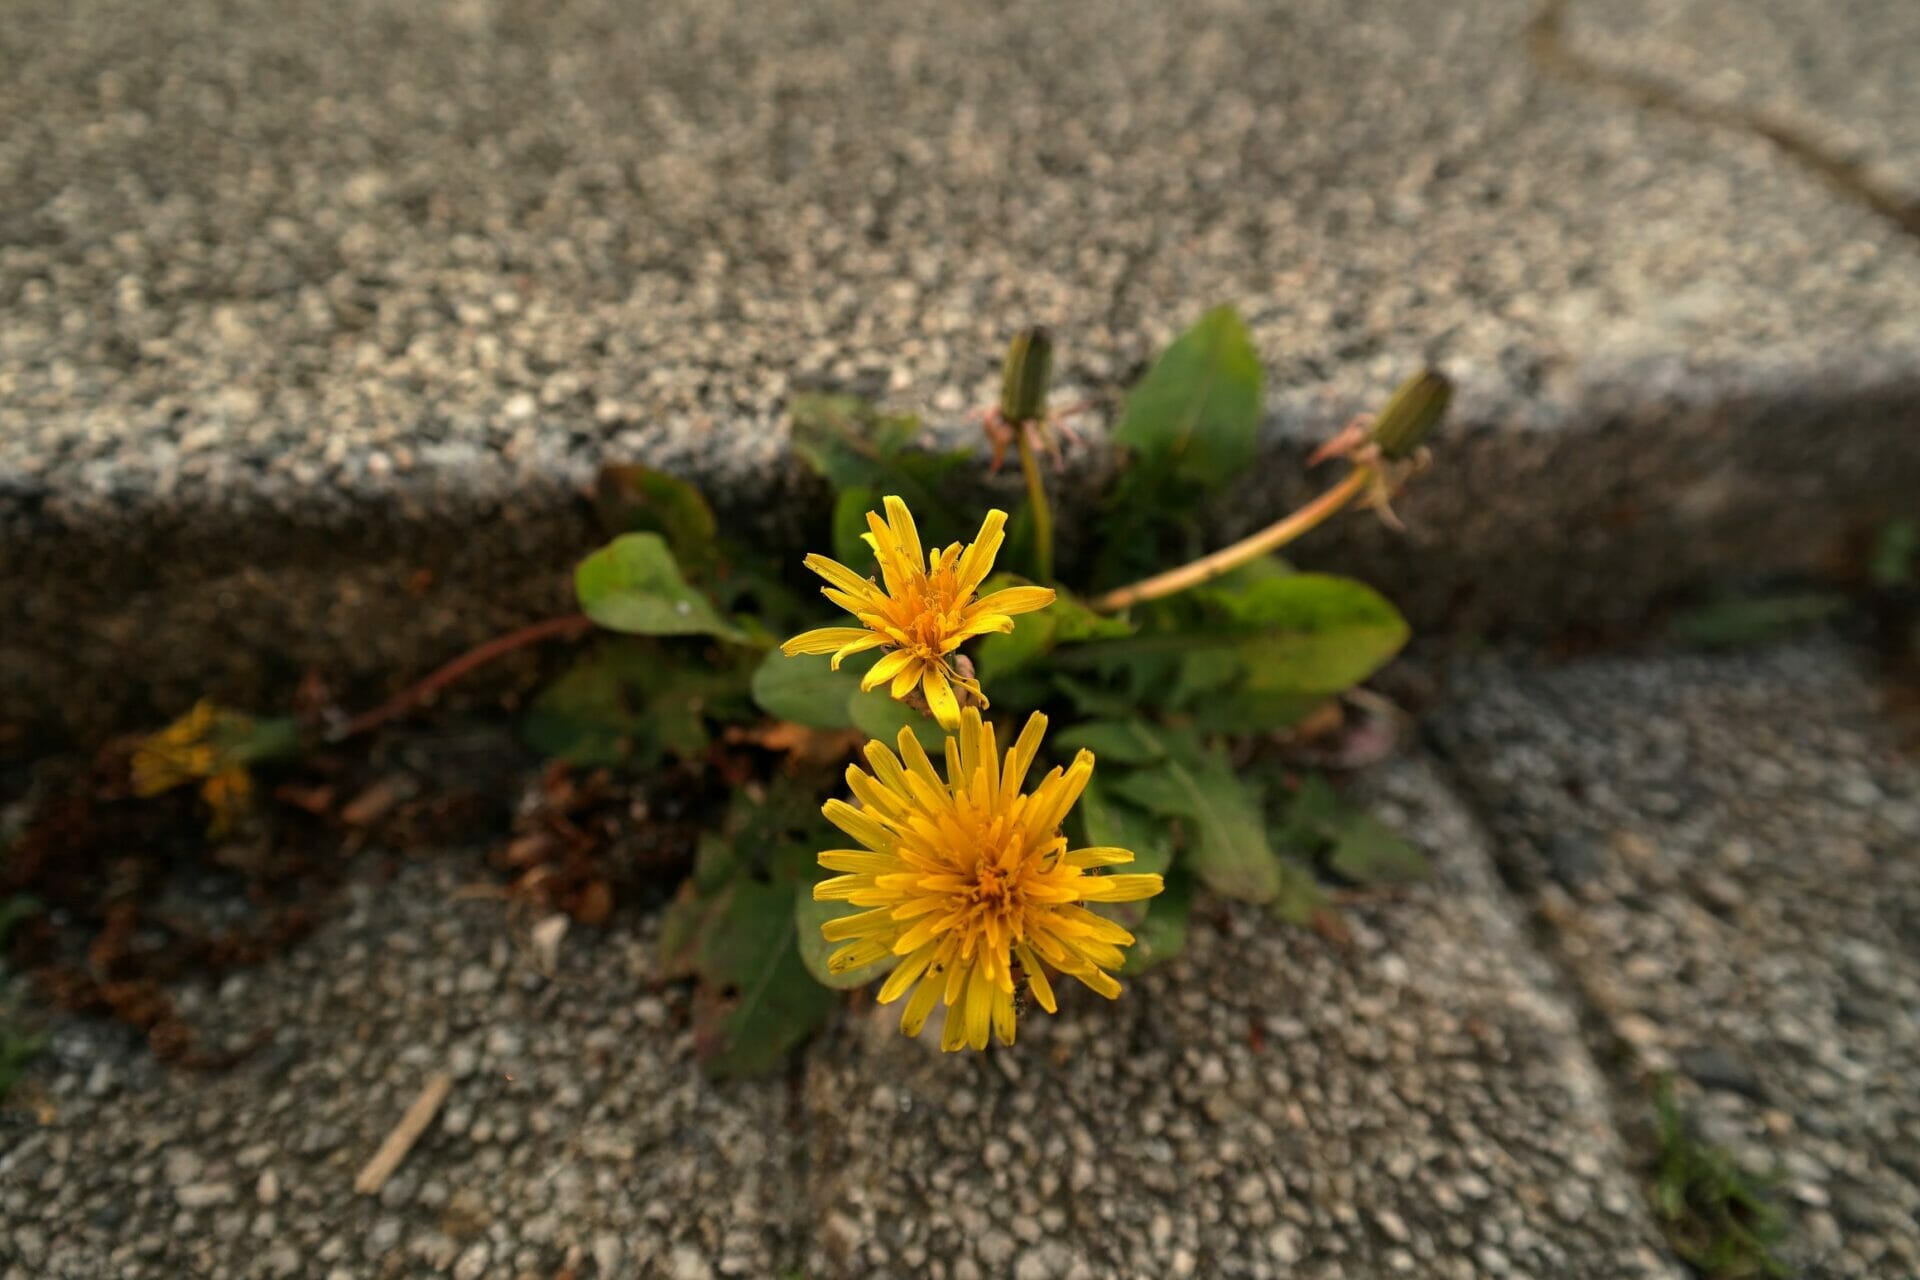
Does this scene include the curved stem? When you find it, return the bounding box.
[1091,468,1372,612]
[332,613,596,741]
[1016,427,1055,584]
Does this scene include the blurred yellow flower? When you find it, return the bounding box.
[782,496,1055,729]
[130,699,288,837]
[813,707,1162,1051]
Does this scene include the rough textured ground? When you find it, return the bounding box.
[1434,640,1920,1278]
[6,0,1920,735]
[0,758,1677,1279]
[797,759,1676,1280]
[1562,0,1920,201]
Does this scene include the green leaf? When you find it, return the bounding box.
[1204,574,1409,696]
[1058,575,1407,715]
[1668,589,1848,650]
[678,875,837,1078]
[831,485,880,568]
[1870,518,1917,588]
[848,689,947,752]
[1327,814,1428,885]
[522,640,736,767]
[1107,751,1282,904]
[1268,859,1331,926]
[1111,305,1263,488]
[1278,774,1429,889]
[1121,869,1192,973]
[795,887,894,990]
[576,534,746,641]
[749,650,861,729]
[1076,777,1174,878]
[662,784,844,1076]
[973,579,1132,682]
[1053,719,1166,766]
[592,464,717,566]
[789,393,975,550]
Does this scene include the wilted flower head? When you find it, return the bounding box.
[781,496,1054,729]
[813,707,1162,1051]
[130,700,292,837]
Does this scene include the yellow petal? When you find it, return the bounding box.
[992,988,1017,1046]
[877,945,937,1004]
[889,661,921,700]
[954,509,1008,597]
[1065,847,1137,868]
[802,554,878,600]
[970,585,1056,618]
[1075,873,1165,903]
[882,495,924,577]
[861,648,917,692]
[819,906,897,943]
[899,975,943,1036]
[922,668,961,730]
[1016,946,1058,1014]
[829,633,885,669]
[937,614,1015,653]
[1074,966,1123,999]
[781,625,874,657]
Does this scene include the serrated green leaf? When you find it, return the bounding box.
[1051,674,1138,719]
[1076,777,1174,878]
[1278,774,1347,847]
[749,650,862,729]
[1111,305,1263,488]
[1058,575,1406,716]
[795,887,894,990]
[687,876,837,1078]
[1268,859,1331,926]
[1278,774,1430,890]
[1107,752,1282,904]
[1053,720,1166,766]
[576,534,746,641]
[1328,814,1428,886]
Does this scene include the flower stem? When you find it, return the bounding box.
[1016,426,1055,584]
[1090,467,1373,612]
[332,613,595,741]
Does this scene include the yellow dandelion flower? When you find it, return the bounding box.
[198,768,254,839]
[129,699,297,837]
[781,496,1056,729]
[130,699,226,797]
[813,706,1163,1051]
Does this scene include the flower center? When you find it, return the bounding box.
[970,863,1016,910]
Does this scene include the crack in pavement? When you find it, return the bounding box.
[1529,0,1920,241]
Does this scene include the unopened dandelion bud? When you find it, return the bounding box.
[1369,369,1451,459]
[998,326,1053,426]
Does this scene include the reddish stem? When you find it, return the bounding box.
[332,613,595,741]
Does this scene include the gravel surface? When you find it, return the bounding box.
[794,758,1676,1280]
[8,0,1914,518]
[0,757,1679,1279]
[1563,0,1920,201]
[1435,639,1920,1278]
[2,857,806,1280]
[6,0,1920,736]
